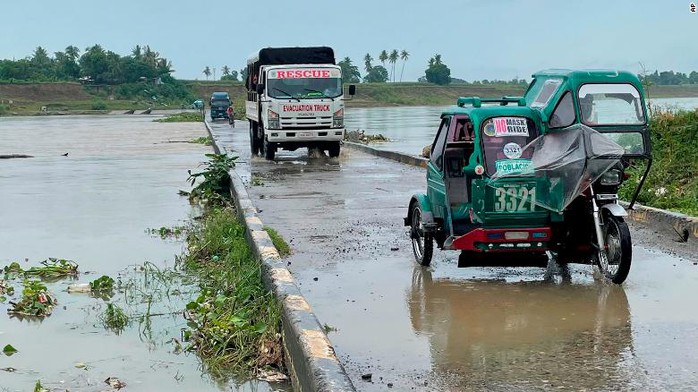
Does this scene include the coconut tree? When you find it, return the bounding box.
[389,49,399,82]
[221,65,231,77]
[202,66,211,80]
[363,53,373,73]
[399,50,410,82]
[379,50,388,68]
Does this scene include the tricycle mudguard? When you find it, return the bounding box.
[404,194,434,227]
[601,203,628,217]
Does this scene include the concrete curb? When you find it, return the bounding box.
[204,121,356,392]
[343,141,427,168]
[621,201,698,243]
[343,141,698,244]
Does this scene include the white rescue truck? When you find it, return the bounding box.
[245,47,356,160]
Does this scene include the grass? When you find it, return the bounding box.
[263,226,291,257]
[100,303,130,333]
[190,136,213,145]
[180,153,284,379]
[183,207,284,378]
[619,109,698,216]
[154,111,203,123]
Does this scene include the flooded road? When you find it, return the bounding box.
[345,97,698,156]
[210,119,698,391]
[0,115,285,391]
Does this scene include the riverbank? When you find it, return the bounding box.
[4,81,698,115]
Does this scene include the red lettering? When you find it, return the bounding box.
[277,71,285,78]
[322,70,330,78]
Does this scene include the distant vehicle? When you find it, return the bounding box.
[245,46,356,160]
[192,99,204,109]
[209,92,231,121]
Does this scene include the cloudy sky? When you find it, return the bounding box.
[1,0,696,81]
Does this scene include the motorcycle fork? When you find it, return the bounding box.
[589,187,607,254]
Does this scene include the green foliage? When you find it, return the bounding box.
[8,279,57,317]
[0,104,8,115]
[90,99,107,110]
[154,111,203,123]
[263,226,291,257]
[425,54,451,85]
[619,109,698,215]
[147,225,187,238]
[183,207,283,377]
[90,275,115,298]
[187,154,237,205]
[101,303,130,333]
[338,57,361,83]
[363,65,389,83]
[3,344,18,356]
[3,258,79,279]
[190,136,213,145]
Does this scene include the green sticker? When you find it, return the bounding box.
[495,159,533,175]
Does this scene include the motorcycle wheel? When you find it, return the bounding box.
[410,203,433,267]
[595,215,632,284]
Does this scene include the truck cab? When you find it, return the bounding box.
[209,91,231,121]
[245,47,356,160]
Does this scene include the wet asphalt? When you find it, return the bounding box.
[210,117,698,392]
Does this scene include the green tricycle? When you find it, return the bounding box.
[405,70,652,284]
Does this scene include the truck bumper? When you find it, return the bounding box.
[267,129,344,143]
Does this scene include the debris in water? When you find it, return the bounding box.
[3,344,18,356]
[258,369,289,382]
[390,247,399,251]
[361,373,373,381]
[74,362,87,369]
[105,377,127,389]
[67,283,92,293]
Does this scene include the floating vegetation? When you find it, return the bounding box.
[8,280,57,317]
[147,225,187,239]
[100,303,130,334]
[2,258,78,280]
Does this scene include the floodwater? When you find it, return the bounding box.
[209,118,698,391]
[0,115,287,391]
[345,97,698,156]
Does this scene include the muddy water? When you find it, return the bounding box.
[0,116,286,391]
[210,119,698,391]
[345,97,698,156]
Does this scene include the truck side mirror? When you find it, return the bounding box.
[348,85,356,96]
[256,84,265,94]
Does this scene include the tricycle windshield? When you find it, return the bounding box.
[481,117,539,176]
[578,84,645,126]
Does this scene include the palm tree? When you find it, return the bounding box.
[202,66,211,80]
[399,50,409,82]
[363,53,373,73]
[379,50,388,68]
[434,54,442,65]
[221,66,231,76]
[389,50,399,82]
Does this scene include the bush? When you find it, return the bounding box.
[90,99,107,110]
[0,104,8,115]
[619,109,698,215]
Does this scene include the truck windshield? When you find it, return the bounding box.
[267,76,342,99]
[578,84,645,126]
[211,99,229,107]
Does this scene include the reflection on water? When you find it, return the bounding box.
[408,266,645,391]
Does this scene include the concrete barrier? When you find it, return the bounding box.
[204,121,356,392]
[344,141,698,245]
[343,141,427,168]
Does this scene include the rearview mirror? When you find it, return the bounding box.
[256,84,265,94]
[348,85,356,96]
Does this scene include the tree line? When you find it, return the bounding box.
[640,70,698,86]
[0,45,174,85]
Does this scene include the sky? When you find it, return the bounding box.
[1,0,696,82]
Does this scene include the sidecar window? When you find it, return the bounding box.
[531,79,562,108]
[549,91,576,128]
[481,117,539,175]
[430,116,450,170]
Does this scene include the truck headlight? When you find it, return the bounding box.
[599,169,622,186]
[332,108,344,128]
[267,109,280,129]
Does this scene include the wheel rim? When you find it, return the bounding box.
[411,209,425,260]
[604,219,623,277]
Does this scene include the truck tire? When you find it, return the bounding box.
[328,142,341,158]
[250,122,261,155]
[264,139,276,160]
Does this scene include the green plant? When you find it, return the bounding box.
[3,258,79,280]
[154,111,203,123]
[189,136,213,145]
[8,279,56,317]
[187,153,237,206]
[90,99,107,110]
[263,226,291,257]
[101,303,130,333]
[89,275,115,298]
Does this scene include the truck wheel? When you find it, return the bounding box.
[410,203,433,267]
[250,122,260,155]
[328,142,341,158]
[263,139,276,160]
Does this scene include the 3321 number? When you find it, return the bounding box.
[494,186,536,212]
